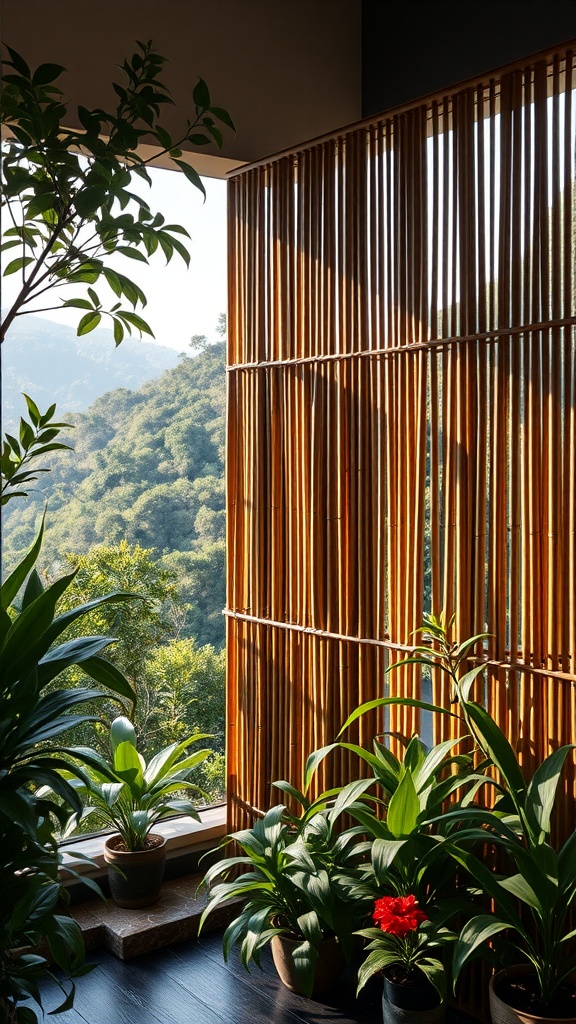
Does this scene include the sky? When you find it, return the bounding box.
[2,167,228,353]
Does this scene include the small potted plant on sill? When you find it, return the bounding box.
[199,781,373,999]
[57,715,213,908]
[356,893,457,1024]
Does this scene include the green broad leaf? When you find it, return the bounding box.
[1,515,45,610]
[272,779,310,809]
[23,393,41,426]
[173,158,206,197]
[31,62,66,85]
[463,701,525,797]
[186,134,211,146]
[117,310,154,337]
[61,297,96,310]
[3,255,34,275]
[417,736,468,791]
[79,655,135,703]
[372,837,406,875]
[357,948,400,994]
[328,777,375,823]
[417,957,446,1000]
[74,185,107,217]
[205,124,224,148]
[211,106,236,130]
[457,663,487,703]
[77,311,102,335]
[498,873,542,912]
[0,570,78,683]
[22,567,44,608]
[303,743,338,793]
[36,635,118,685]
[6,46,31,76]
[452,915,513,985]
[338,696,457,736]
[386,769,420,836]
[113,318,124,345]
[152,798,202,821]
[193,78,211,109]
[558,829,576,897]
[110,716,137,750]
[113,739,144,791]
[404,734,427,773]
[525,745,575,837]
[445,844,522,925]
[114,246,149,262]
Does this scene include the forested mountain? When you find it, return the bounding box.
[2,313,179,432]
[2,341,226,649]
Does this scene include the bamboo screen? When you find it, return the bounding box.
[226,45,576,835]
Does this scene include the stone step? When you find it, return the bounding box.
[70,873,233,960]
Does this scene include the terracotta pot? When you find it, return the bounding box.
[489,966,576,1024]
[103,833,166,909]
[382,970,445,1024]
[270,933,345,996]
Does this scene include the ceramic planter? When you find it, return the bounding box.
[489,967,576,1024]
[103,833,166,909]
[382,971,445,1024]
[270,933,345,996]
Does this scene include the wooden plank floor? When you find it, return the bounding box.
[33,930,382,1024]
[35,930,481,1024]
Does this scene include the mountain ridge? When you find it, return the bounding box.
[2,314,180,431]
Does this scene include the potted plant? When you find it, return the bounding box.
[447,703,576,1022]
[347,614,576,1024]
[57,715,213,908]
[356,893,457,1024]
[200,782,372,998]
[0,521,136,1023]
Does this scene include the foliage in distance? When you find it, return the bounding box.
[2,341,226,649]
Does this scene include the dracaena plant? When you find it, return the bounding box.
[57,715,213,850]
[0,519,136,1023]
[347,612,576,1013]
[0,41,234,346]
[199,781,372,998]
[302,673,489,924]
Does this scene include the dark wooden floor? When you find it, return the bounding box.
[33,930,383,1024]
[35,931,480,1024]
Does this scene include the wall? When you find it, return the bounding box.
[362,0,576,116]
[0,0,362,176]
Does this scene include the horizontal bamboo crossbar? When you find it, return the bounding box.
[224,608,576,683]
[226,315,576,371]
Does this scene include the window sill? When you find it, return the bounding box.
[59,804,227,885]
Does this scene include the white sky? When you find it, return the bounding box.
[2,167,228,353]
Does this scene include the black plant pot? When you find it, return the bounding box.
[382,969,445,1024]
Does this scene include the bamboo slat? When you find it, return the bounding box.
[225,47,576,865]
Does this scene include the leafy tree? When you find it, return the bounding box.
[55,541,178,685]
[142,639,226,803]
[1,43,234,345]
[162,543,226,649]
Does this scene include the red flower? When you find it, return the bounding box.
[373,895,429,937]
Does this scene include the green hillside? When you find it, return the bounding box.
[2,314,179,433]
[2,341,226,649]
